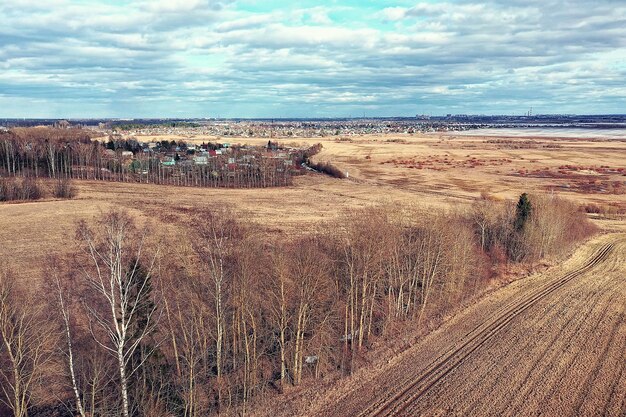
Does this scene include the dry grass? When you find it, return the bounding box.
[1,132,625,281]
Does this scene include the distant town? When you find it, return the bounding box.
[2,114,626,138]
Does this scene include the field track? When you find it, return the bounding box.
[313,235,626,417]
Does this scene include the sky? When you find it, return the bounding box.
[1,0,625,118]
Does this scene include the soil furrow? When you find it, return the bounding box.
[499,277,621,417]
[368,243,614,417]
[504,288,621,417]
[566,311,624,416]
[601,331,626,417]
[422,270,619,417]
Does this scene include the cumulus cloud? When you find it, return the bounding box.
[0,0,625,117]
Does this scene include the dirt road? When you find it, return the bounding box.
[313,234,626,417]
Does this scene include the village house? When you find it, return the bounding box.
[194,156,208,165]
[162,157,176,166]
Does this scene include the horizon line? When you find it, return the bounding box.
[3,113,626,121]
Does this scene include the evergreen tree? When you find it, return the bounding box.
[514,193,532,231]
[123,259,177,416]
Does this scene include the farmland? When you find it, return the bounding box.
[1,128,625,417]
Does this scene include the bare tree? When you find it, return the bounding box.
[192,208,243,409]
[0,267,55,417]
[50,263,86,417]
[229,230,265,414]
[267,245,291,388]
[470,198,498,251]
[76,210,160,417]
[337,209,389,354]
[287,238,332,386]
[162,267,211,417]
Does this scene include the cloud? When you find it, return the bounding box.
[0,0,625,117]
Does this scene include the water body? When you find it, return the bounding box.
[450,127,626,139]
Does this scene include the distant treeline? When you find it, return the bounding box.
[111,121,201,131]
[300,143,346,178]
[0,128,319,188]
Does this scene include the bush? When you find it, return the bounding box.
[581,203,602,214]
[0,177,43,202]
[20,177,43,200]
[53,178,77,199]
[522,194,597,260]
[580,202,626,215]
[0,177,18,201]
[302,143,323,159]
[309,161,346,179]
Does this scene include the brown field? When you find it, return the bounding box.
[135,132,626,203]
[1,132,625,416]
[3,132,625,279]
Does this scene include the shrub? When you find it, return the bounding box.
[53,178,77,199]
[0,177,18,201]
[309,161,346,179]
[581,203,602,214]
[470,192,596,263]
[20,177,43,200]
[523,194,597,260]
[0,177,43,202]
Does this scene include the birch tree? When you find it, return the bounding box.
[193,209,240,409]
[267,246,291,388]
[51,265,86,417]
[288,238,331,386]
[76,210,160,417]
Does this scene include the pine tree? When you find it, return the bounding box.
[514,193,532,231]
[123,259,167,416]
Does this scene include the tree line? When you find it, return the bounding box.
[0,128,316,189]
[0,193,595,416]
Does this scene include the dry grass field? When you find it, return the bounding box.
[1,132,625,416]
[136,131,626,205]
[2,132,624,280]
